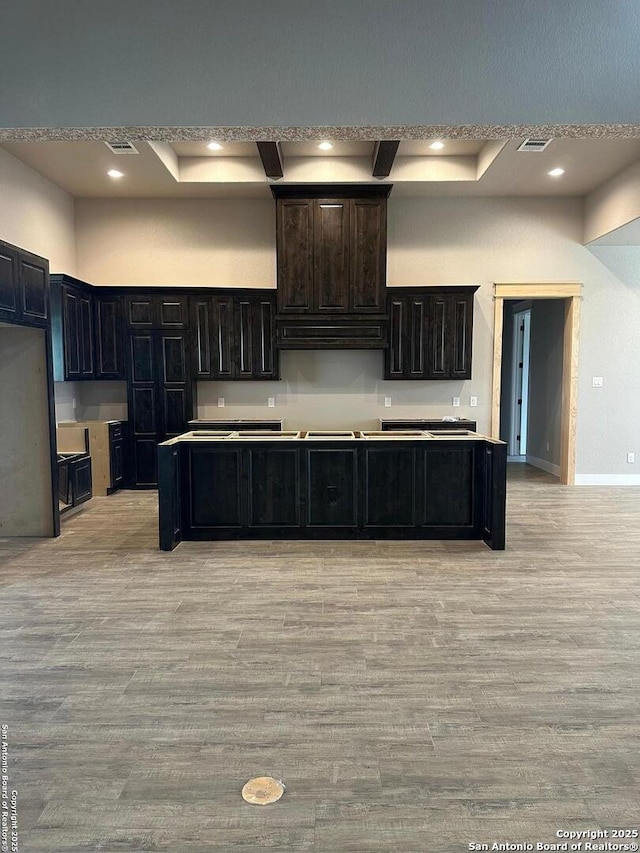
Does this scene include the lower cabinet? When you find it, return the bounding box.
[168,439,501,543]
[58,421,127,495]
[380,419,477,432]
[58,455,93,513]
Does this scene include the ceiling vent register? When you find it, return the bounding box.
[517,138,553,152]
[104,141,139,154]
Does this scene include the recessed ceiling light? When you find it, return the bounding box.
[429,141,445,150]
[107,169,124,179]
[207,142,223,151]
[548,167,565,177]
[318,141,333,150]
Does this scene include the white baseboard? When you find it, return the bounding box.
[574,474,640,486]
[526,454,561,477]
[507,455,526,463]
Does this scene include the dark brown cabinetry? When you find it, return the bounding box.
[0,240,49,327]
[95,295,124,379]
[51,276,95,380]
[191,290,279,380]
[109,421,125,490]
[273,185,390,349]
[125,296,192,487]
[380,419,477,432]
[385,286,478,380]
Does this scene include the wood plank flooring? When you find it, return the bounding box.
[2,465,640,852]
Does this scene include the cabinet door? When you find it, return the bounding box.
[0,244,19,319]
[250,294,279,379]
[211,295,234,379]
[385,297,405,378]
[306,448,358,527]
[159,332,192,438]
[428,293,450,379]
[350,198,386,313]
[407,296,428,378]
[235,297,254,378]
[127,333,159,486]
[192,298,212,379]
[449,293,474,379]
[95,296,124,379]
[276,199,314,313]
[19,251,49,324]
[110,438,125,488]
[62,288,81,379]
[78,292,95,378]
[314,199,350,312]
[124,295,154,328]
[70,457,92,505]
[158,296,187,329]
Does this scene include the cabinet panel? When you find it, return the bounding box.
[0,246,18,315]
[235,299,253,376]
[161,335,187,383]
[277,200,314,313]
[350,198,386,312]
[385,299,404,377]
[428,295,448,379]
[126,296,153,327]
[20,258,48,322]
[110,438,125,488]
[159,297,187,327]
[306,448,358,527]
[131,334,154,382]
[193,299,211,377]
[163,387,189,436]
[212,296,234,378]
[132,438,158,487]
[189,448,243,528]
[450,295,473,378]
[78,293,94,378]
[408,297,427,377]
[423,447,473,526]
[252,296,278,378]
[62,289,81,378]
[70,456,92,505]
[131,386,156,434]
[363,447,417,527]
[314,200,350,312]
[95,296,123,379]
[248,448,300,527]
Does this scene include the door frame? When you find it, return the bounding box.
[491,282,582,485]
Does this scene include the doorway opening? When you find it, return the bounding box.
[491,283,582,485]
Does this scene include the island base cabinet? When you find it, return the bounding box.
[159,439,507,550]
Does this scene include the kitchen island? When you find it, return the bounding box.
[158,430,507,551]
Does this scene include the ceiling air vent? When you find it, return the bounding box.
[517,138,552,153]
[104,141,139,154]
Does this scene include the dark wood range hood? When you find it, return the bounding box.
[272,184,392,349]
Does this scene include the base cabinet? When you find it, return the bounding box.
[159,437,507,549]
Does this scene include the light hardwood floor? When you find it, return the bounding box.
[2,466,640,852]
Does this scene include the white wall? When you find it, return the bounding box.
[75,198,275,287]
[73,194,640,478]
[0,147,76,272]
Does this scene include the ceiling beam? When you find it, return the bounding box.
[372,141,400,178]
[256,142,284,179]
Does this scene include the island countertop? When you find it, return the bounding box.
[158,430,507,552]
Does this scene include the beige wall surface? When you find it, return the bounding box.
[72,194,640,479]
[75,198,275,286]
[584,159,640,244]
[0,147,76,273]
[0,326,54,536]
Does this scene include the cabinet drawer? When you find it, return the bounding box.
[109,422,124,441]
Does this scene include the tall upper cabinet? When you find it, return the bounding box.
[273,185,390,348]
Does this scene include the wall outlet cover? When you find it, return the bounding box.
[627,452,635,464]
[452,396,460,407]
[268,397,275,408]
[217,397,225,407]
[469,396,478,407]
[384,397,392,407]
[592,376,604,387]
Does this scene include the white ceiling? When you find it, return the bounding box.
[3,137,640,200]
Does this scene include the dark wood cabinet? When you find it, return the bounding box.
[380,419,477,432]
[127,329,192,487]
[0,240,49,327]
[124,294,188,329]
[51,277,95,380]
[191,290,279,380]
[109,422,125,490]
[384,286,478,380]
[274,186,389,317]
[273,185,389,350]
[95,294,124,379]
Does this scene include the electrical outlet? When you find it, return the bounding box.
[592,376,604,387]
[627,452,635,464]
[217,397,225,408]
[384,397,392,407]
[452,396,460,407]
[267,397,275,408]
[469,396,478,407]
